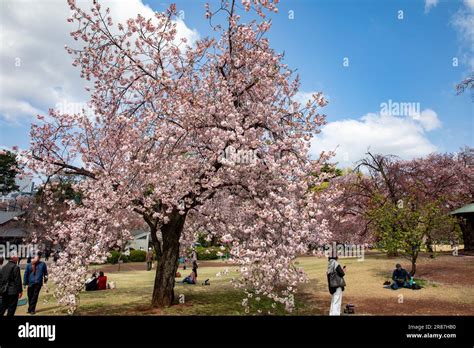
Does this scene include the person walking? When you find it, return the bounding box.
[146,248,154,271]
[0,252,23,317]
[327,256,346,316]
[23,251,48,315]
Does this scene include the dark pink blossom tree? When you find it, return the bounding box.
[327,150,473,274]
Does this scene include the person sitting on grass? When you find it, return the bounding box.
[97,271,107,290]
[391,263,410,290]
[85,272,98,291]
[182,270,197,284]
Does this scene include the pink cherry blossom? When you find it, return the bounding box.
[26,0,330,313]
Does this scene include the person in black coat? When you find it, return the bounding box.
[391,263,410,289]
[0,255,4,309]
[0,252,23,317]
[85,272,98,291]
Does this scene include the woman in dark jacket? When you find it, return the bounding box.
[85,272,98,291]
[0,253,23,316]
[327,256,346,316]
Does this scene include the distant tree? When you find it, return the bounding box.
[368,195,460,275]
[0,150,20,195]
[326,149,473,273]
[401,149,473,251]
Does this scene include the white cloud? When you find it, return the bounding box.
[453,3,474,44]
[0,0,199,124]
[452,0,474,70]
[465,0,474,10]
[294,91,316,106]
[411,109,441,131]
[310,111,441,166]
[424,0,439,13]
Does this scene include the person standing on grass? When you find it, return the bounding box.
[146,247,154,271]
[327,256,346,316]
[0,255,4,310]
[23,251,48,315]
[192,260,198,278]
[0,252,23,317]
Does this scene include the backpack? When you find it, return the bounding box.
[0,264,14,295]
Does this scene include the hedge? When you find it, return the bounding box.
[107,251,129,264]
[129,249,147,262]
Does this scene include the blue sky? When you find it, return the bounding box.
[0,0,472,166]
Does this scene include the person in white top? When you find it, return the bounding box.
[327,256,346,316]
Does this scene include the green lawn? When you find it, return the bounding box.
[14,251,474,316]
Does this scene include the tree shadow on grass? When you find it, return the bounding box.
[75,284,328,316]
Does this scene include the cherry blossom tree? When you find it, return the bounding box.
[331,150,473,274]
[402,149,474,251]
[26,0,329,312]
[306,164,374,256]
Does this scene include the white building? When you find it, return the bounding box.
[127,230,151,251]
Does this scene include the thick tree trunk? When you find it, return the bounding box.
[151,210,186,308]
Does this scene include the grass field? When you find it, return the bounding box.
[14,251,474,316]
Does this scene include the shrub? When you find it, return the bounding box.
[107,250,129,264]
[129,249,147,262]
